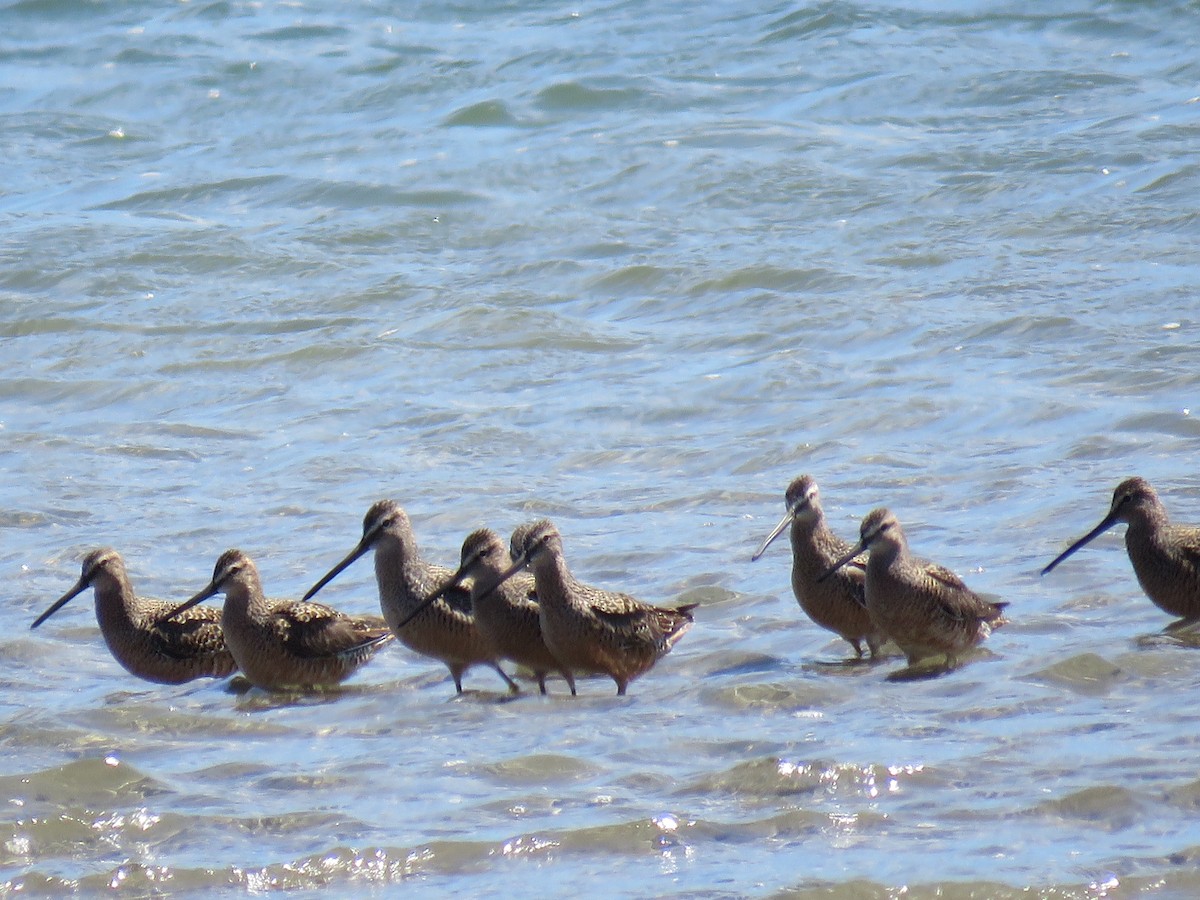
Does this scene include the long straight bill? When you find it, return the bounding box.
[303,538,372,601]
[31,578,89,629]
[818,541,866,583]
[162,582,220,622]
[1040,511,1120,576]
[751,510,793,562]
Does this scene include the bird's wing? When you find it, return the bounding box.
[586,585,647,619]
[148,602,228,662]
[1166,527,1200,572]
[273,601,387,659]
[924,562,973,593]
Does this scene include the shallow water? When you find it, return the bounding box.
[5,0,1200,895]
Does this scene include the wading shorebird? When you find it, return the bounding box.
[165,549,393,691]
[751,475,884,658]
[486,520,697,696]
[822,509,1007,667]
[1041,476,1200,626]
[31,548,237,684]
[303,501,518,694]
[403,528,573,695]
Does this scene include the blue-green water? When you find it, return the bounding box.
[4,1,1200,895]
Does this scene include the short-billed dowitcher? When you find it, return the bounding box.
[1042,476,1200,625]
[822,509,1007,666]
[165,549,393,691]
[488,520,696,696]
[31,548,237,684]
[752,475,884,658]
[407,528,573,695]
[303,501,518,694]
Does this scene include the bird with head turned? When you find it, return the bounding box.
[752,475,884,658]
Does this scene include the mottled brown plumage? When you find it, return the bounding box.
[416,528,571,694]
[31,548,236,684]
[166,549,393,691]
[1042,476,1200,625]
[490,520,696,696]
[825,509,1007,666]
[303,501,517,693]
[752,475,884,658]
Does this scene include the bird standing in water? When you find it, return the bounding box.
[487,520,696,696]
[752,475,884,658]
[407,528,573,694]
[32,548,236,685]
[823,509,1007,667]
[1042,476,1200,627]
[304,501,517,693]
[166,549,392,691]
